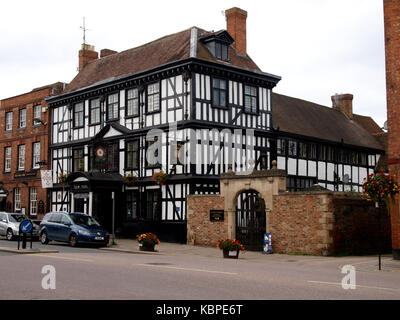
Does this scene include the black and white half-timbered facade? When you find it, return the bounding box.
[46,10,385,242]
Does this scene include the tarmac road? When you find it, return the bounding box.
[0,239,400,300]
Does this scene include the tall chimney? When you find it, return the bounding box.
[100,49,118,58]
[225,7,248,56]
[79,44,98,72]
[331,93,353,119]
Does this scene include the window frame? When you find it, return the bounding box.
[126,190,138,220]
[125,140,140,170]
[106,92,120,121]
[89,98,101,125]
[5,112,13,131]
[19,109,26,128]
[287,140,297,157]
[215,42,229,61]
[211,77,228,109]
[32,142,41,169]
[146,82,161,114]
[33,105,42,125]
[4,146,11,173]
[14,188,21,211]
[29,187,38,216]
[73,102,84,128]
[72,148,85,172]
[17,144,25,171]
[243,84,258,114]
[126,88,140,118]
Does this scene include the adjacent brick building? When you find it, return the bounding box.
[0,82,65,219]
[384,0,400,259]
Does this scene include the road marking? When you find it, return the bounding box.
[30,254,93,263]
[135,264,237,275]
[307,280,400,292]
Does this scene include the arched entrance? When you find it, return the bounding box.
[235,190,266,251]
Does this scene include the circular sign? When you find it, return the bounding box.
[19,219,33,234]
[95,146,106,160]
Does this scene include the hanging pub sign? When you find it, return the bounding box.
[41,170,53,188]
[210,210,224,222]
[263,233,272,254]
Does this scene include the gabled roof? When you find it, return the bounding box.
[93,122,131,140]
[272,92,384,151]
[63,27,262,94]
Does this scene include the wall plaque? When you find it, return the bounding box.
[210,210,224,222]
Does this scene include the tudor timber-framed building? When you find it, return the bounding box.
[46,7,385,242]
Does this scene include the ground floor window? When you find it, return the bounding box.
[14,188,21,211]
[146,190,160,220]
[30,187,37,216]
[126,191,138,220]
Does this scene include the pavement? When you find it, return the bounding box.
[0,246,58,254]
[102,238,400,273]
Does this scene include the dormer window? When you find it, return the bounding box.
[215,42,229,61]
[200,30,234,62]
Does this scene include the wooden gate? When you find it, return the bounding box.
[235,190,266,251]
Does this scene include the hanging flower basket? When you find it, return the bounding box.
[217,239,246,259]
[137,232,160,251]
[362,171,399,211]
[152,171,169,186]
[124,173,137,187]
[58,173,68,184]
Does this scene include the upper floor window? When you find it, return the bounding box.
[18,145,25,171]
[4,147,11,172]
[212,78,227,108]
[126,140,139,169]
[147,83,160,113]
[89,98,101,125]
[32,142,40,169]
[288,140,297,157]
[74,102,84,128]
[107,93,119,120]
[5,112,12,131]
[215,42,229,61]
[19,109,26,128]
[299,142,307,158]
[33,105,41,125]
[318,145,326,161]
[126,88,139,117]
[309,143,317,159]
[277,139,286,155]
[73,148,84,172]
[244,85,258,114]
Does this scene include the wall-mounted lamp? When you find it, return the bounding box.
[33,118,47,126]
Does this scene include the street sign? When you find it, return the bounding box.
[19,219,33,234]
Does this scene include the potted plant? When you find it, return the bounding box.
[136,232,160,251]
[217,239,246,259]
[152,171,169,186]
[124,173,137,187]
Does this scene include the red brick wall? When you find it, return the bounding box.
[271,193,332,255]
[0,85,62,219]
[186,195,227,247]
[271,192,391,255]
[384,0,400,251]
[332,198,391,255]
[226,7,247,56]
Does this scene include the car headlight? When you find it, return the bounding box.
[78,230,91,236]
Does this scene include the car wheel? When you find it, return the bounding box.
[69,234,78,247]
[6,229,14,241]
[40,231,49,244]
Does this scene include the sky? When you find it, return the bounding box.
[0,0,387,127]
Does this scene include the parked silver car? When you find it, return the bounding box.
[0,212,40,240]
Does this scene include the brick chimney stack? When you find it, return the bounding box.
[331,93,354,120]
[384,0,400,260]
[100,49,118,58]
[225,7,248,56]
[79,44,98,72]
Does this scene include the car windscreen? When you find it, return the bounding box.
[9,214,27,223]
[69,214,100,227]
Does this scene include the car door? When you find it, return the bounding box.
[59,214,73,242]
[48,213,63,240]
[0,213,7,235]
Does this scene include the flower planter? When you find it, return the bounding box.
[223,249,239,259]
[139,243,155,252]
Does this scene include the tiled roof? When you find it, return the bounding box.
[272,92,384,150]
[64,27,261,94]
